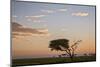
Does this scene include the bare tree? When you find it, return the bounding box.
[49,39,82,61]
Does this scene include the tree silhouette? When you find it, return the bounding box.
[49,39,82,61]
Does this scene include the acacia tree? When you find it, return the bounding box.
[49,39,82,61]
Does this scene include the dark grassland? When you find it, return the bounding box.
[12,56,96,67]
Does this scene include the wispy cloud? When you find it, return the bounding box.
[25,14,47,23]
[32,20,46,23]
[37,28,48,32]
[58,9,67,12]
[25,15,46,18]
[61,28,67,32]
[12,15,18,22]
[41,10,54,13]
[12,32,33,38]
[12,22,50,38]
[25,8,67,23]
[41,8,67,14]
[72,12,89,17]
[12,15,17,18]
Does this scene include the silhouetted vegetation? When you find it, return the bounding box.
[49,39,82,61]
[12,55,96,66]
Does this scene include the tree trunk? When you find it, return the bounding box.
[70,56,74,61]
[65,50,74,61]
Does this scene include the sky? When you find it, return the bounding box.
[12,1,96,59]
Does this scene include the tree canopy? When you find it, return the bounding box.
[49,39,69,51]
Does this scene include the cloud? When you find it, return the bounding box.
[37,28,48,32]
[41,10,54,13]
[41,8,67,14]
[27,18,32,21]
[61,28,67,32]
[25,15,46,18]
[12,22,22,28]
[12,22,50,38]
[12,32,33,39]
[43,24,48,27]
[72,12,89,16]
[25,8,67,23]
[58,9,67,12]
[13,32,33,36]
[26,18,46,23]
[32,20,46,23]
[12,15,17,18]
[25,14,46,22]
[12,15,18,22]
